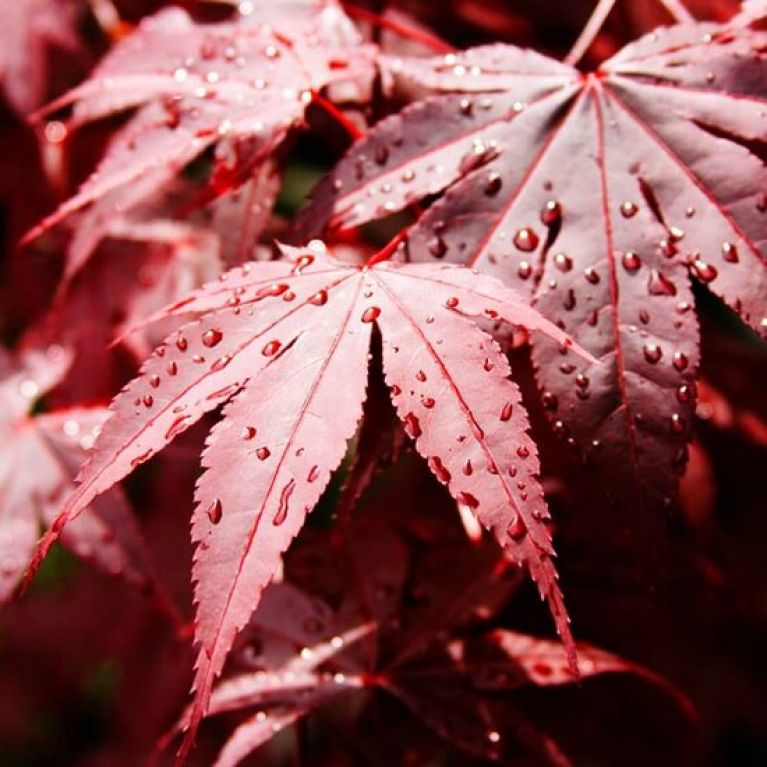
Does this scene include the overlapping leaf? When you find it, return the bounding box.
[26,241,592,756]
[0,345,156,600]
[26,1,376,282]
[0,0,80,115]
[161,499,686,767]
[298,11,767,515]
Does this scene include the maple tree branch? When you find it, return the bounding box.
[564,0,618,67]
[341,2,455,53]
[658,0,695,23]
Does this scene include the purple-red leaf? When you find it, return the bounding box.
[300,13,767,515]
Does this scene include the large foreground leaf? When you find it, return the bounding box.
[25,241,591,757]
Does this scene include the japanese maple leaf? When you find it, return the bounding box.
[161,499,687,767]
[25,240,593,757]
[297,10,767,517]
[0,345,157,601]
[0,0,80,116]
[25,1,376,283]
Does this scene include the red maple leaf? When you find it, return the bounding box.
[24,2,375,283]
[0,344,158,601]
[23,240,594,757]
[160,494,690,766]
[297,8,767,516]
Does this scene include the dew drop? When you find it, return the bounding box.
[484,172,502,196]
[292,254,315,274]
[462,459,473,476]
[647,269,677,296]
[575,373,589,388]
[143,395,154,408]
[540,200,562,226]
[643,343,662,364]
[672,351,689,371]
[513,228,539,252]
[206,498,223,524]
[149,374,160,388]
[507,514,527,541]
[202,328,223,348]
[583,267,600,284]
[309,289,328,306]
[516,446,530,459]
[416,370,427,382]
[620,201,638,218]
[273,480,295,526]
[241,426,256,440]
[262,340,281,357]
[721,242,738,263]
[691,258,718,283]
[677,384,692,403]
[517,261,532,280]
[621,251,641,272]
[176,335,188,351]
[361,306,381,323]
[500,402,513,421]
[404,413,421,439]
[542,391,558,410]
[421,396,436,409]
[307,465,319,482]
[256,447,271,460]
[428,456,451,484]
[670,413,685,434]
[428,236,448,258]
[457,491,479,509]
[563,289,576,311]
[446,296,459,308]
[553,252,572,272]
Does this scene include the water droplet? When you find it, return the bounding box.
[691,258,718,282]
[507,514,527,541]
[428,236,448,258]
[670,413,685,434]
[620,201,638,218]
[639,309,650,324]
[206,498,223,524]
[446,296,459,308]
[202,328,223,348]
[647,269,677,296]
[513,228,539,251]
[309,289,328,306]
[149,374,160,388]
[756,192,767,212]
[307,465,319,482]
[677,384,692,403]
[167,361,178,376]
[176,335,188,351]
[721,242,738,263]
[416,370,427,382]
[553,253,572,272]
[428,456,451,484]
[643,343,662,364]
[242,426,257,440]
[421,396,435,409]
[143,395,154,408]
[563,289,576,311]
[583,267,600,284]
[273,480,295,526]
[517,261,532,279]
[672,351,689,371]
[500,402,513,421]
[262,340,281,357]
[483,358,494,372]
[459,98,473,116]
[457,491,479,509]
[484,172,502,196]
[621,251,641,271]
[516,446,530,459]
[540,200,562,226]
[575,373,589,388]
[659,239,678,258]
[292,254,315,274]
[487,731,501,744]
[404,413,421,439]
[390,384,402,396]
[402,168,415,182]
[256,447,271,460]
[559,362,575,375]
[542,391,558,410]
[362,306,381,323]
[462,459,473,476]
